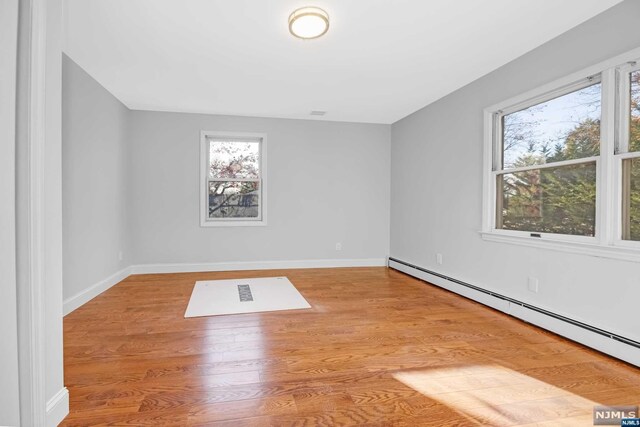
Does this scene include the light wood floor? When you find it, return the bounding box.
[62,267,640,426]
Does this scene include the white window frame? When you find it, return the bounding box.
[200,131,267,227]
[481,46,640,262]
[613,60,640,248]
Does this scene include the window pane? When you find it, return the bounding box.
[622,158,640,241]
[209,181,260,219]
[498,162,596,236]
[502,83,601,169]
[209,140,260,179]
[630,71,640,152]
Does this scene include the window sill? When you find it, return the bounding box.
[201,220,267,228]
[479,231,640,263]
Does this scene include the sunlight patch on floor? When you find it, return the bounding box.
[393,364,598,426]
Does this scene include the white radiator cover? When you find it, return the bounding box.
[389,258,640,368]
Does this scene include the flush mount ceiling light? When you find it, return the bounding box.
[288,7,329,40]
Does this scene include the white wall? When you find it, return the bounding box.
[0,0,21,424]
[62,55,131,300]
[44,0,66,408]
[128,111,390,266]
[390,0,640,343]
[16,0,67,423]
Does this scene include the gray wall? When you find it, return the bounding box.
[62,56,390,302]
[62,54,131,300]
[128,111,391,265]
[390,0,640,342]
[0,0,20,424]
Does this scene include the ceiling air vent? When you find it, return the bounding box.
[310,110,326,116]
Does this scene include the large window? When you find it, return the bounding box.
[200,132,266,226]
[621,68,640,241]
[483,50,640,260]
[498,81,601,237]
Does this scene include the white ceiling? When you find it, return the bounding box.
[63,0,622,124]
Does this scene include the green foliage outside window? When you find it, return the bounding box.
[500,84,600,237]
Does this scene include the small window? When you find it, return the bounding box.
[495,80,601,237]
[200,132,266,227]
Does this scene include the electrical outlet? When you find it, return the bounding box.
[528,277,539,293]
[335,242,342,251]
[118,251,123,261]
[436,253,443,265]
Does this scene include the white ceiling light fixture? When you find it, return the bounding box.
[288,6,329,40]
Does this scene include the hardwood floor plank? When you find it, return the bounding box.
[61,267,640,426]
[185,395,298,425]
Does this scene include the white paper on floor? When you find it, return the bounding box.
[184,276,311,318]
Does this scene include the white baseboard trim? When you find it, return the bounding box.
[46,387,68,427]
[389,258,640,368]
[63,267,132,315]
[63,258,387,315]
[129,258,388,274]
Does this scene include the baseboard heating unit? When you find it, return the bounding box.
[388,257,640,367]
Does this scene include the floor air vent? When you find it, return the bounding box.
[237,284,254,302]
